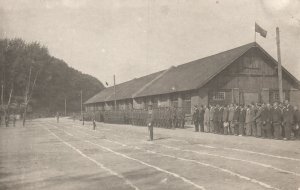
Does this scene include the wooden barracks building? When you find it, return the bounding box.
[85,42,300,114]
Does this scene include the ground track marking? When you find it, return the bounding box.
[61,121,300,177]
[74,122,300,163]
[44,127,140,190]
[66,125,281,190]
[53,124,206,190]
[160,145,300,177]
[85,140,206,190]
[88,138,281,190]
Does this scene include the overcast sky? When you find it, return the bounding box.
[1,0,300,86]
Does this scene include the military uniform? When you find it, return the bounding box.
[261,107,272,138]
[282,104,294,140]
[255,106,263,137]
[192,107,200,132]
[238,107,246,136]
[209,107,215,133]
[199,107,205,132]
[272,106,282,139]
[293,109,300,139]
[217,107,224,134]
[147,109,154,141]
[204,107,210,132]
[232,106,240,135]
[228,106,234,135]
[222,107,229,135]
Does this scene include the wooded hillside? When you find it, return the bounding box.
[0,38,104,115]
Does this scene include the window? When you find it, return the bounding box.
[213,92,225,101]
[182,93,191,114]
[273,92,280,102]
[243,57,259,69]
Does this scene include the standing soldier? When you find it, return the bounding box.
[228,104,235,135]
[56,112,60,123]
[5,114,9,127]
[192,106,200,132]
[92,118,96,130]
[282,100,294,140]
[217,105,224,134]
[222,105,229,135]
[245,105,254,136]
[254,103,263,138]
[272,102,282,140]
[199,105,205,132]
[238,105,246,136]
[293,105,300,139]
[147,105,154,141]
[12,113,16,127]
[261,103,272,138]
[213,105,220,134]
[203,105,210,132]
[232,104,240,136]
[209,105,215,133]
[171,106,177,129]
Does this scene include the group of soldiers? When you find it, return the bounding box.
[100,107,186,129]
[192,100,300,140]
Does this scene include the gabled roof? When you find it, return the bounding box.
[85,42,299,104]
[135,42,254,97]
[84,70,165,104]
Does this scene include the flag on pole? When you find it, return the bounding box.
[255,23,267,38]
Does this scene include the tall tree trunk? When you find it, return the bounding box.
[22,104,27,127]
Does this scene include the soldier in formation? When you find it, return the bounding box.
[192,100,298,140]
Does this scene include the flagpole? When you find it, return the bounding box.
[113,75,116,110]
[276,27,283,103]
[254,22,256,42]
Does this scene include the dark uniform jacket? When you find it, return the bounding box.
[261,107,272,123]
[199,108,205,122]
[294,110,300,124]
[193,108,200,122]
[282,105,294,124]
[232,107,240,122]
[217,107,223,122]
[228,107,234,122]
[213,108,219,122]
[238,108,246,123]
[255,107,263,123]
[272,107,282,124]
[222,107,229,122]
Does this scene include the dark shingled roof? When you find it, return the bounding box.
[85,42,298,104]
[135,42,255,97]
[84,70,165,104]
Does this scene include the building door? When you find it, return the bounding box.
[243,92,259,105]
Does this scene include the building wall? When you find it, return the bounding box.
[200,48,298,106]
[85,47,299,112]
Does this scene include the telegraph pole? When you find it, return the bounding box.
[276,27,283,103]
[113,75,116,110]
[80,90,84,125]
[64,96,67,116]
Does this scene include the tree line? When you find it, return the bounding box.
[0,38,104,122]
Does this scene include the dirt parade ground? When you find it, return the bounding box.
[0,118,299,190]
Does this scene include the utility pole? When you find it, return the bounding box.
[64,96,67,116]
[113,75,116,111]
[80,90,84,125]
[276,27,283,103]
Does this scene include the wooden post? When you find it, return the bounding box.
[276,27,283,103]
[113,75,116,110]
[64,97,67,116]
[81,90,84,125]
